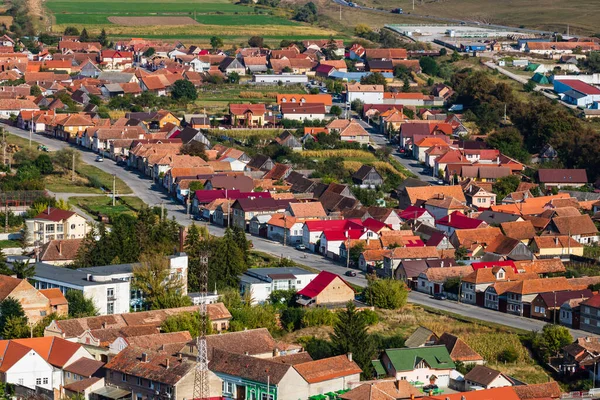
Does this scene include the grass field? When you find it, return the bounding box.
[75,164,132,194]
[68,195,146,219]
[46,0,340,43]
[0,240,19,249]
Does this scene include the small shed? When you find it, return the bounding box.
[532,73,549,84]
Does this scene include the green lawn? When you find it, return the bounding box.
[0,239,19,249]
[75,164,132,194]
[68,196,146,220]
[47,1,249,14]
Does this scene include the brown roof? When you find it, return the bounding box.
[513,382,562,399]
[505,277,574,295]
[293,355,362,383]
[538,169,587,184]
[533,236,583,249]
[552,215,598,236]
[125,331,192,350]
[406,185,466,205]
[341,380,422,400]
[437,333,483,362]
[229,103,266,115]
[388,246,440,259]
[39,238,83,262]
[63,377,102,393]
[461,266,524,284]
[39,288,68,306]
[105,346,194,385]
[501,221,536,241]
[463,365,504,386]
[63,358,105,377]
[0,99,39,110]
[422,266,473,282]
[288,202,327,219]
[484,235,521,255]
[53,304,231,338]
[362,249,392,262]
[340,120,370,137]
[0,275,22,301]
[209,349,292,384]
[452,227,503,249]
[513,259,566,274]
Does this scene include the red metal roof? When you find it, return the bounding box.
[194,189,271,203]
[304,219,363,232]
[361,218,388,233]
[564,80,600,95]
[471,261,517,273]
[399,206,428,220]
[323,229,364,241]
[297,271,353,299]
[436,211,485,229]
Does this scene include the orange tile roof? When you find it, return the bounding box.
[426,387,521,400]
[406,185,466,204]
[10,337,84,368]
[505,277,574,295]
[266,213,298,229]
[533,235,583,250]
[293,355,361,383]
[415,137,450,148]
[514,259,566,274]
[501,220,537,241]
[39,288,68,306]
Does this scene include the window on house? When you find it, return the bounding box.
[534,306,540,313]
[18,378,23,385]
[585,318,590,324]
[43,378,48,385]
[122,373,127,382]
[540,307,545,314]
[36,378,42,385]
[137,377,142,386]
[261,394,274,400]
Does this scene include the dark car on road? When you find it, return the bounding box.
[345,270,357,277]
[433,292,447,300]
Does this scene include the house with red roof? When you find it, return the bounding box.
[554,79,600,107]
[319,227,377,258]
[398,206,435,227]
[302,219,364,252]
[296,271,354,307]
[0,337,94,391]
[25,207,88,245]
[435,211,487,236]
[229,103,267,127]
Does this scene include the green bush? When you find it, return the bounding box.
[281,307,305,332]
[360,309,379,325]
[498,347,519,363]
[302,307,338,327]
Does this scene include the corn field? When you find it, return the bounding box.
[239,92,279,99]
[342,161,363,172]
[372,161,404,177]
[206,128,282,140]
[302,149,376,160]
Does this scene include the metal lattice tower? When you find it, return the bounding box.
[193,252,210,400]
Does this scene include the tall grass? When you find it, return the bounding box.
[302,149,376,160]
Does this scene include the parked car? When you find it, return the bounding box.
[296,244,307,251]
[433,292,447,300]
[345,270,357,277]
[95,155,104,162]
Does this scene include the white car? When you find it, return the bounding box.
[95,155,104,162]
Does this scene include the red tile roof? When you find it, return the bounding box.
[436,211,486,229]
[293,355,361,383]
[34,207,76,222]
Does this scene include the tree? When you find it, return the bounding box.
[65,290,98,318]
[0,251,11,275]
[32,313,64,337]
[228,71,240,84]
[351,99,364,113]
[451,51,460,62]
[402,77,410,92]
[11,260,34,279]
[219,287,244,309]
[132,254,192,310]
[524,80,536,92]
[143,47,155,58]
[210,36,223,51]
[2,316,29,339]
[293,2,318,23]
[439,48,447,56]
[354,24,372,37]
[34,153,53,175]
[64,26,79,36]
[248,36,264,48]
[541,324,572,356]
[161,311,211,337]
[493,175,521,200]
[210,228,248,289]
[52,148,81,173]
[360,72,387,89]
[419,56,439,76]
[30,85,42,97]
[330,105,342,117]
[171,79,197,102]
[454,246,468,261]
[330,302,376,377]
[348,242,365,265]
[98,29,108,46]
[79,28,89,42]
[486,127,531,163]
[180,141,207,160]
[364,276,408,309]
[0,297,25,329]
[443,276,461,295]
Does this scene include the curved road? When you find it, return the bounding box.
[4,123,594,338]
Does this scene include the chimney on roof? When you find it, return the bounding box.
[347,352,352,362]
[555,237,559,245]
[58,241,62,255]
[441,260,444,268]
[165,358,170,369]
[141,353,148,362]
[102,322,106,329]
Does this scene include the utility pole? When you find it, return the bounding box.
[71,151,75,182]
[161,202,165,220]
[346,236,350,268]
[282,213,287,247]
[192,252,210,400]
[413,0,415,10]
[112,174,116,207]
[339,4,342,20]
[29,118,33,148]
[4,203,8,233]
[1,128,6,167]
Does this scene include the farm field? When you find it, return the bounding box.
[351,0,600,35]
[46,0,339,43]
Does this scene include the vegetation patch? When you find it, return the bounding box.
[107,16,199,25]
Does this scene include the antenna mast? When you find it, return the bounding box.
[193,252,210,400]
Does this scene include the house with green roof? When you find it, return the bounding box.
[372,345,455,387]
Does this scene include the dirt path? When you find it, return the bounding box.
[27,0,50,32]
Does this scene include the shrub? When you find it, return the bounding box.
[281,307,305,332]
[498,347,519,363]
[302,307,337,327]
[360,309,379,325]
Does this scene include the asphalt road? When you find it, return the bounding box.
[6,124,595,337]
